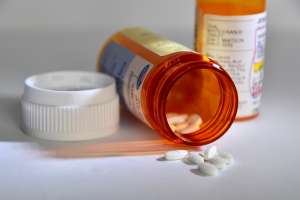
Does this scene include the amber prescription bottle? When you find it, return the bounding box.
[195,0,267,120]
[97,27,238,146]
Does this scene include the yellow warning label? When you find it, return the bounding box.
[254,60,264,72]
[121,27,194,56]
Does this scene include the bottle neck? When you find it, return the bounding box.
[144,53,238,146]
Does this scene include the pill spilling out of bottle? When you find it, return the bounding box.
[163,146,233,176]
[166,113,202,134]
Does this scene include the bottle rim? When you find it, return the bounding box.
[143,53,238,146]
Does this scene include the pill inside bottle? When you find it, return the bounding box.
[166,69,221,136]
[97,27,238,146]
[162,64,238,144]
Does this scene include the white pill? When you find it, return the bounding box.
[198,162,218,176]
[169,125,176,132]
[166,113,178,118]
[167,114,188,125]
[188,152,204,164]
[164,150,188,160]
[175,122,189,132]
[178,124,200,134]
[217,152,233,164]
[186,114,202,125]
[204,146,217,160]
[210,156,226,169]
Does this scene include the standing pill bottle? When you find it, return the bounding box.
[97,27,238,146]
[195,0,267,120]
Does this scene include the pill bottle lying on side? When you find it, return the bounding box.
[97,27,238,146]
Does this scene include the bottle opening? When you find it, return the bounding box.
[146,56,238,146]
[166,69,221,131]
[161,66,238,145]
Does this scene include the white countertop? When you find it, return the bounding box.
[0,1,299,199]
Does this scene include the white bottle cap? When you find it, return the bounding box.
[21,71,119,141]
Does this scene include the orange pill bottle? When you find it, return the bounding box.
[97,27,238,146]
[195,0,267,120]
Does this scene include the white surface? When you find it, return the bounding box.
[0,0,299,199]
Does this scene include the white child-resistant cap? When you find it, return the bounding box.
[21,71,119,141]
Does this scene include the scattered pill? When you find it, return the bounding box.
[204,146,217,160]
[179,124,200,134]
[166,113,178,118]
[188,152,204,164]
[175,122,189,132]
[186,114,202,125]
[198,162,218,176]
[167,114,188,125]
[162,147,233,177]
[216,152,233,164]
[164,150,188,160]
[209,156,226,169]
[169,125,176,132]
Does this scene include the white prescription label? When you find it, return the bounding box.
[122,56,154,123]
[201,12,266,118]
[99,40,154,124]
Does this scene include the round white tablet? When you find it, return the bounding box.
[209,156,226,169]
[164,150,188,160]
[188,152,204,164]
[166,113,178,118]
[178,124,200,134]
[186,114,202,125]
[169,125,177,133]
[204,146,217,160]
[167,114,188,125]
[175,122,189,132]
[217,152,233,164]
[198,162,218,176]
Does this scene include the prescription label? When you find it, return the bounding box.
[198,12,266,118]
[99,40,154,124]
[121,27,194,56]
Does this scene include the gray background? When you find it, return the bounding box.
[0,0,299,199]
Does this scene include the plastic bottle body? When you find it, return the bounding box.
[97,27,238,146]
[195,0,267,120]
